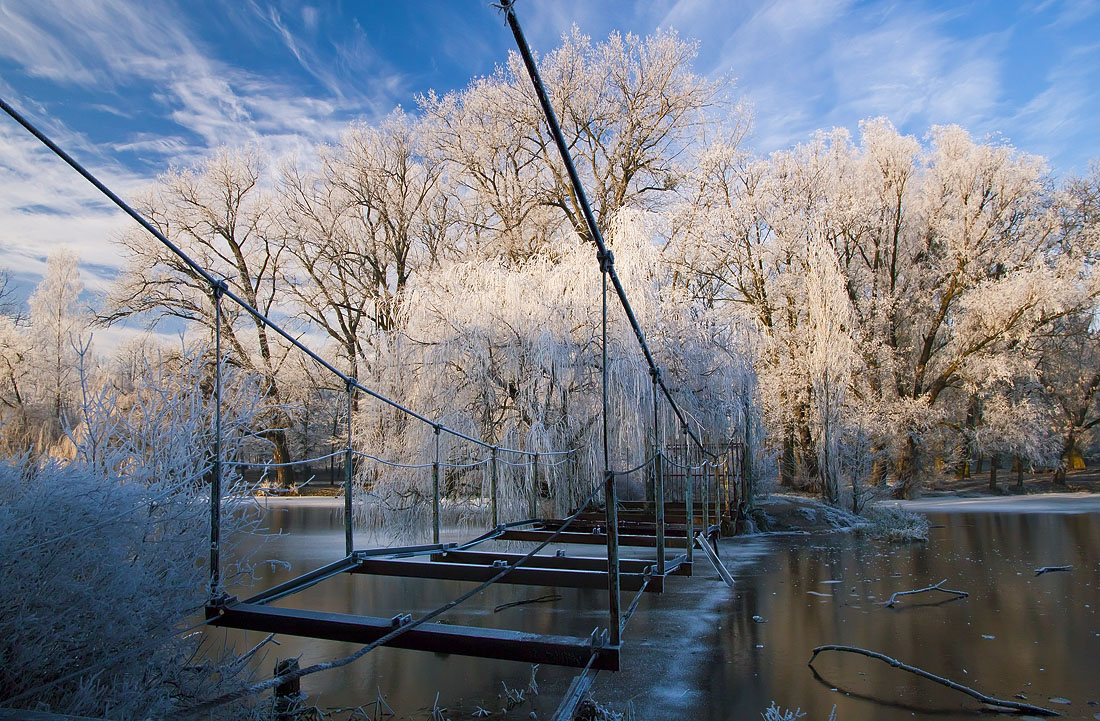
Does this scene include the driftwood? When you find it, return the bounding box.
[493,594,562,612]
[1034,565,1072,576]
[808,645,1060,717]
[883,578,968,607]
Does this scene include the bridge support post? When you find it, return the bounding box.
[490,446,499,528]
[702,459,710,537]
[683,425,693,566]
[344,381,354,556]
[652,370,664,577]
[274,657,301,720]
[209,281,225,596]
[605,469,621,646]
[530,452,539,519]
[432,426,441,544]
[714,463,721,532]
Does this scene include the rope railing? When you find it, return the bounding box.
[228,450,346,469]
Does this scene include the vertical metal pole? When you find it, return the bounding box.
[714,463,721,531]
[209,283,223,596]
[724,446,732,520]
[652,372,665,577]
[344,381,354,556]
[490,446,499,527]
[530,452,539,519]
[432,426,441,544]
[702,460,710,537]
[601,257,620,647]
[684,426,694,565]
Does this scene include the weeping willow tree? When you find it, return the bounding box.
[353,210,759,539]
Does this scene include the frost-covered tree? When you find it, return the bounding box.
[103,147,297,486]
[423,26,736,260]
[355,210,758,535]
[672,118,1099,497]
[0,315,32,453]
[27,249,86,430]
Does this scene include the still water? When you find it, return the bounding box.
[215,498,1100,719]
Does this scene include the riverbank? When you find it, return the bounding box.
[924,466,1100,496]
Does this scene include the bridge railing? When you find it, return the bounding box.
[1,0,745,654]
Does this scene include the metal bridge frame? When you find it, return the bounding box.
[0,1,750,716]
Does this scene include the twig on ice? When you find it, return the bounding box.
[808,645,1060,716]
[493,594,562,612]
[882,578,968,607]
[1034,565,1072,576]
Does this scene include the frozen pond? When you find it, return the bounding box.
[212,497,1100,719]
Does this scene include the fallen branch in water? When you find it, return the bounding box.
[493,594,562,612]
[808,645,1060,717]
[883,578,968,608]
[1034,565,1072,576]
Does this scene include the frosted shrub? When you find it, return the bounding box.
[761,702,837,720]
[0,343,267,718]
[862,504,929,542]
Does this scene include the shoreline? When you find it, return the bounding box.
[895,491,1100,514]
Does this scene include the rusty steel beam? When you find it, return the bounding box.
[207,602,619,670]
[535,518,690,537]
[430,550,692,577]
[351,558,664,593]
[498,529,690,548]
[574,511,706,524]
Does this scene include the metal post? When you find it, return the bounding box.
[490,446,499,528]
[684,426,693,565]
[605,469,620,646]
[432,426,441,544]
[652,371,664,577]
[601,255,620,647]
[344,381,354,556]
[209,282,224,596]
[714,463,721,531]
[724,446,732,520]
[530,452,539,519]
[702,460,710,537]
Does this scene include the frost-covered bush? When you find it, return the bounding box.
[861,504,929,542]
[761,702,837,720]
[0,343,267,718]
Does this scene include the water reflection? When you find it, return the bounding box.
[214,500,1100,719]
[702,512,1100,720]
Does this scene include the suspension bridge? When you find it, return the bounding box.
[0,3,750,718]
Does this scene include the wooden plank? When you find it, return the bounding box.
[207,602,619,671]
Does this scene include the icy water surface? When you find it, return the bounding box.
[702,505,1100,721]
[215,498,1100,719]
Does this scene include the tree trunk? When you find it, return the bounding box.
[1013,454,1024,489]
[988,453,999,491]
[894,436,921,499]
[798,415,820,484]
[1054,434,1085,486]
[269,427,294,488]
[779,431,797,488]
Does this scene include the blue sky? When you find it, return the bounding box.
[1,0,1098,302]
